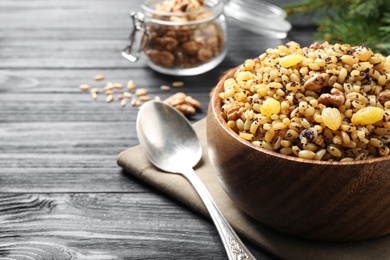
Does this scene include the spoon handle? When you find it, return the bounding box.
[182,168,256,260]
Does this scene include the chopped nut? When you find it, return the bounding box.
[182,41,201,55]
[117,94,124,100]
[175,104,196,115]
[304,73,331,92]
[160,85,171,91]
[169,92,186,99]
[185,95,201,109]
[318,88,345,107]
[164,91,202,116]
[172,81,184,87]
[79,84,90,91]
[378,90,390,105]
[105,90,114,95]
[145,49,175,68]
[197,47,213,62]
[95,75,105,81]
[135,88,148,96]
[121,99,127,107]
[165,92,186,106]
[106,94,114,103]
[127,80,136,90]
[155,96,161,101]
[156,37,178,51]
[143,0,224,69]
[170,98,185,107]
[222,102,244,121]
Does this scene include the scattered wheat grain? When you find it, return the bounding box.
[123,92,132,98]
[160,85,171,91]
[127,80,136,90]
[80,84,90,91]
[135,88,148,96]
[90,88,99,94]
[113,83,123,89]
[106,94,114,103]
[172,81,184,87]
[95,75,105,81]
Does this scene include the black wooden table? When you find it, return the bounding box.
[0,1,314,259]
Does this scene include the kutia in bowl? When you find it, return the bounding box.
[207,41,390,241]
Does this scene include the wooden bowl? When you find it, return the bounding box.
[206,67,390,241]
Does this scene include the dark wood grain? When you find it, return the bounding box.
[0,193,227,259]
[0,0,314,258]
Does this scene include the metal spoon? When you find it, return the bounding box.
[136,100,255,260]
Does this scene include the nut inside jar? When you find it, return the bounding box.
[123,0,227,75]
[144,0,225,69]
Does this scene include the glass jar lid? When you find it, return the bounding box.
[224,0,291,38]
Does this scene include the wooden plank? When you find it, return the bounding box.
[0,67,217,125]
[0,193,228,259]
[0,94,208,121]
[0,193,274,259]
[0,68,223,94]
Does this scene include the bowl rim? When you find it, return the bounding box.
[210,66,390,166]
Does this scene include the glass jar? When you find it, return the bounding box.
[122,0,227,76]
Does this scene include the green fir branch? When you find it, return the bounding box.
[284,0,351,15]
[348,0,380,18]
[284,0,390,55]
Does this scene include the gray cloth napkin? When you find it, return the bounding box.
[117,118,390,259]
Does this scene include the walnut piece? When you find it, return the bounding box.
[318,88,345,107]
[182,41,201,55]
[304,73,331,92]
[143,0,224,69]
[378,90,390,105]
[197,47,213,62]
[164,92,202,116]
[157,37,178,51]
[222,102,244,121]
[145,49,175,68]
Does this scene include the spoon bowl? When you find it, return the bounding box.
[137,101,201,172]
[136,100,255,260]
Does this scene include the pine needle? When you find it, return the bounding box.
[284,0,390,55]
